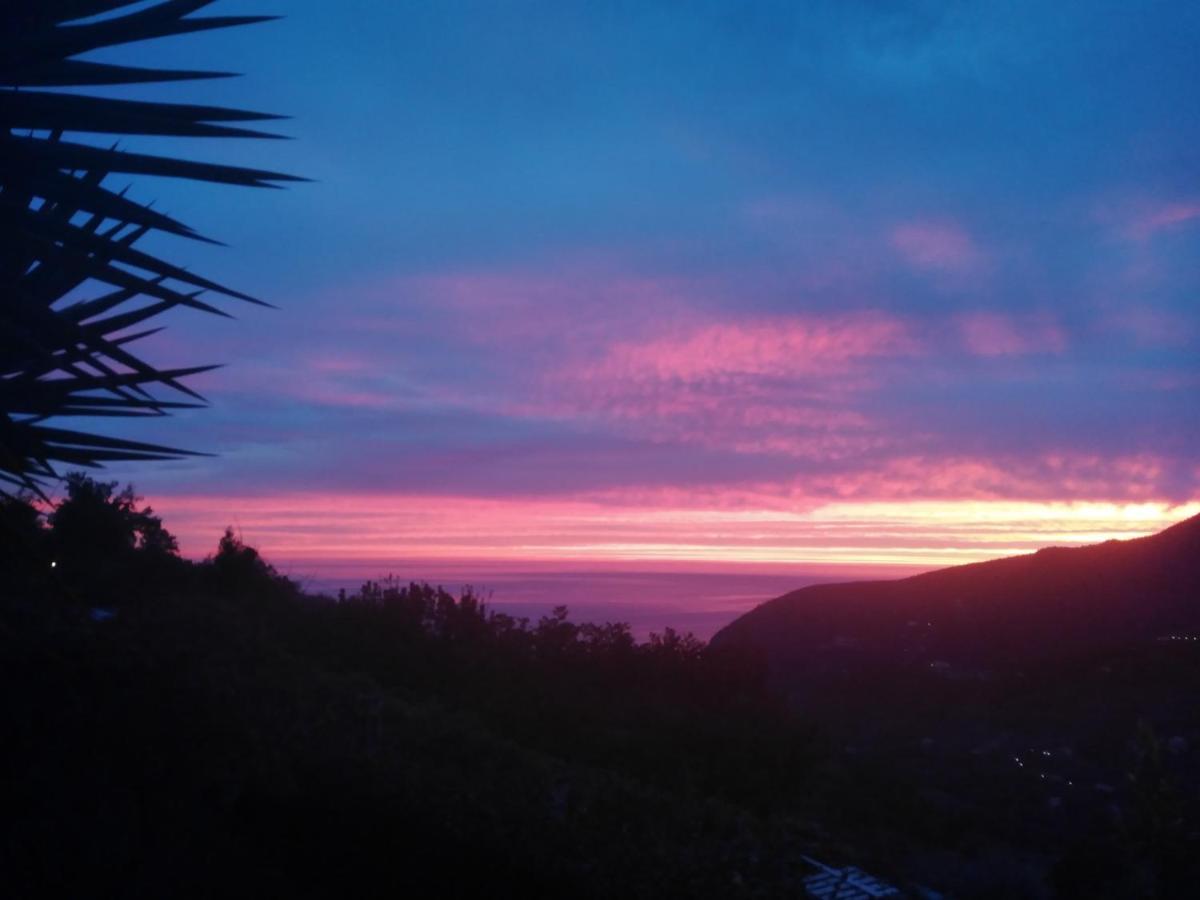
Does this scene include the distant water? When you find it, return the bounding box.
[276,561,837,641]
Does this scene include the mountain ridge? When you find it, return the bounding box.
[710,511,1200,675]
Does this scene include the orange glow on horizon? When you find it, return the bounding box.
[147,492,1200,575]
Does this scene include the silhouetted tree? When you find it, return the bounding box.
[0,489,47,586]
[211,526,266,578]
[0,489,42,544]
[50,472,175,554]
[206,526,298,608]
[45,471,178,600]
[647,626,705,663]
[535,605,580,661]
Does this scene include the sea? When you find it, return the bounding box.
[271,560,866,641]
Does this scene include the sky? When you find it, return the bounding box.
[69,0,1200,575]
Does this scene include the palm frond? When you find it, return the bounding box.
[0,0,300,496]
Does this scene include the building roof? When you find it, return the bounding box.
[802,856,901,899]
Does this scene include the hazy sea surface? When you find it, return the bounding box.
[274,560,855,641]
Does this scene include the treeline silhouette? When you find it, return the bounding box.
[2,475,839,899]
[4,475,1196,898]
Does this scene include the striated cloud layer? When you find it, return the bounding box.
[82,0,1199,570]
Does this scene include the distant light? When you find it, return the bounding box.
[50,561,57,568]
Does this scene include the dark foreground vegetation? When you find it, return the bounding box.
[3,477,1199,898]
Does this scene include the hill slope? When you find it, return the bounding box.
[711,512,1200,676]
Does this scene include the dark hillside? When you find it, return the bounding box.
[712,513,1200,674]
[5,483,1199,898]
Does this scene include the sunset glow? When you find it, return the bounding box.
[9,4,1200,896]
[152,493,1200,577]
[72,0,1196,588]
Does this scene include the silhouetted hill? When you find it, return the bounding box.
[711,513,1200,677]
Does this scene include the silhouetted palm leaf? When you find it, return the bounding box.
[1,0,303,495]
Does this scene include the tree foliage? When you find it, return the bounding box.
[0,1,301,495]
[49,469,176,559]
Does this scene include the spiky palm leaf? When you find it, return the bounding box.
[1,0,302,495]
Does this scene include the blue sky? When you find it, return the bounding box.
[65,0,1200,564]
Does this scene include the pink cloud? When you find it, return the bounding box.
[280,267,924,435]
[513,312,919,456]
[1125,201,1200,240]
[890,221,982,272]
[583,312,918,383]
[406,267,702,353]
[575,453,1191,512]
[959,311,1066,357]
[792,452,1187,504]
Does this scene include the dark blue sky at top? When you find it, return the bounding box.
[74,0,1199,508]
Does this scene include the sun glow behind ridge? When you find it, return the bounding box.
[152,493,1200,576]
